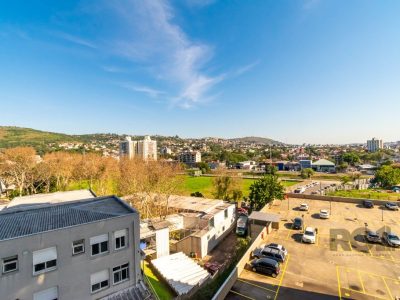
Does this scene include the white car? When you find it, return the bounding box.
[302,227,317,244]
[299,203,309,211]
[319,209,330,219]
[265,243,288,256]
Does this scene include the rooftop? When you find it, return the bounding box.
[0,196,136,242]
[312,159,335,166]
[166,195,226,214]
[7,189,96,209]
[249,211,281,223]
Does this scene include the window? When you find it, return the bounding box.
[114,229,127,250]
[72,239,85,255]
[90,234,109,256]
[208,218,215,228]
[224,209,228,219]
[33,247,57,275]
[91,270,109,293]
[2,255,18,274]
[33,286,58,300]
[113,263,129,284]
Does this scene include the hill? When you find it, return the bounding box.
[229,136,284,145]
[0,126,120,154]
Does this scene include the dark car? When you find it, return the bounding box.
[250,258,280,277]
[365,230,381,243]
[252,247,286,263]
[292,217,303,230]
[385,202,399,211]
[363,200,374,208]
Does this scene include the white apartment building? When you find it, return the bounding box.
[119,136,157,161]
[137,136,157,161]
[367,138,383,153]
[178,151,201,165]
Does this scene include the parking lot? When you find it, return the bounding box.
[225,198,400,300]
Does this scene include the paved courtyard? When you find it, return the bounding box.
[225,198,400,300]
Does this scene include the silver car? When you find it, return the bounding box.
[382,232,400,247]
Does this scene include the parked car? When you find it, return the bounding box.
[292,217,304,230]
[311,191,318,195]
[250,258,280,277]
[363,200,374,208]
[266,243,288,256]
[385,202,399,211]
[299,203,309,211]
[252,246,286,263]
[365,230,381,243]
[319,209,330,219]
[302,227,317,244]
[382,232,400,247]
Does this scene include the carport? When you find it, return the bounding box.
[248,211,280,240]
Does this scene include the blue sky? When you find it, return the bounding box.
[0,0,399,144]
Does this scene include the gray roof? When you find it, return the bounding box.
[0,196,136,242]
[249,211,280,223]
[7,189,96,209]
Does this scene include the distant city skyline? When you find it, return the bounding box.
[1,0,399,144]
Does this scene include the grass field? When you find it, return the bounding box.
[177,176,298,198]
[328,189,400,201]
[143,261,174,300]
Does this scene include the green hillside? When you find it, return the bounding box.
[0,126,76,149]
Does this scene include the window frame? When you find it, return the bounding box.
[112,263,129,285]
[90,270,110,294]
[72,239,85,256]
[90,234,109,257]
[2,255,18,274]
[32,247,57,276]
[114,229,128,251]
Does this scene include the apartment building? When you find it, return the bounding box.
[367,138,383,153]
[178,151,201,165]
[119,136,157,161]
[0,195,149,300]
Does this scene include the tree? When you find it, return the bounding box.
[212,173,242,201]
[300,168,314,179]
[373,165,400,188]
[248,175,284,211]
[0,147,37,195]
[265,165,277,175]
[196,162,210,174]
[341,152,360,166]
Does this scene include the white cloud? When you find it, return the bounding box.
[51,31,97,49]
[232,61,260,77]
[103,0,221,108]
[118,82,165,98]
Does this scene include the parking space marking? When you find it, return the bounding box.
[336,266,342,300]
[274,254,290,300]
[241,269,281,284]
[228,289,256,300]
[357,270,366,294]
[337,266,400,300]
[382,277,394,300]
[237,279,277,294]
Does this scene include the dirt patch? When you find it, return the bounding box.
[202,230,238,269]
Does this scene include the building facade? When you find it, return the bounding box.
[178,151,201,165]
[367,138,383,153]
[119,136,157,161]
[0,196,148,300]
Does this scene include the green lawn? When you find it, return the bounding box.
[328,189,400,201]
[143,261,174,300]
[177,176,297,198]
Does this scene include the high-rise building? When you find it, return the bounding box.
[137,135,157,161]
[119,136,136,159]
[119,136,157,161]
[367,138,383,152]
